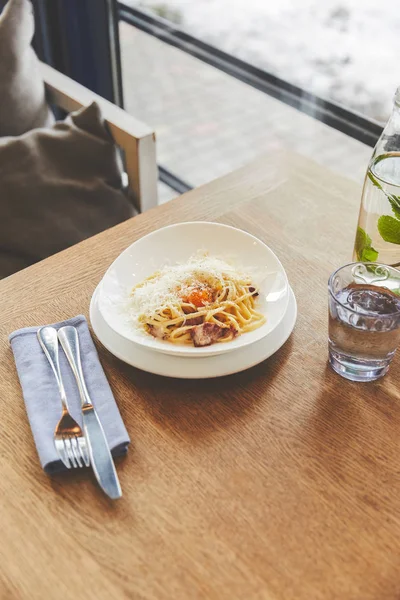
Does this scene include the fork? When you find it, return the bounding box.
[37,327,90,469]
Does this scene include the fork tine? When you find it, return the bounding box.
[64,437,77,468]
[78,437,90,467]
[71,437,83,468]
[55,439,71,469]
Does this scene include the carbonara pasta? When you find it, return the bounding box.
[128,254,266,347]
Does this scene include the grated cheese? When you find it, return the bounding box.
[128,254,250,322]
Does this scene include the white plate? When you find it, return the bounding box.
[90,286,297,379]
[97,222,289,358]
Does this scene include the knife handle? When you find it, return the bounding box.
[37,327,68,409]
[58,326,91,407]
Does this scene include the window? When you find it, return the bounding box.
[127,0,399,124]
[35,0,390,199]
[119,2,383,191]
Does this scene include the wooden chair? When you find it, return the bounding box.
[40,62,158,213]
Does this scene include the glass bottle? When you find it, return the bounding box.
[354,88,400,267]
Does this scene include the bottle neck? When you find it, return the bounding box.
[372,88,400,160]
[386,97,400,130]
[394,86,400,110]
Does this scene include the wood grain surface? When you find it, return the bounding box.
[1,150,400,600]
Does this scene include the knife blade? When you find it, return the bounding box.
[82,404,122,499]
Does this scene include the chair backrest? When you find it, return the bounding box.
[40,62,158,213]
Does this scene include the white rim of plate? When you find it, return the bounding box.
[90,285,297,379]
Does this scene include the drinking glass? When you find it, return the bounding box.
[328,262,400,382]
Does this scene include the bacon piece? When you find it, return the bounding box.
[220,324,239,339]
[186,315,203,326]
[148,324,165,339]
[190,322,226,347]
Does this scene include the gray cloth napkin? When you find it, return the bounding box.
[9,315,130,474]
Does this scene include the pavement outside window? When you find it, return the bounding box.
[120,22,372,203]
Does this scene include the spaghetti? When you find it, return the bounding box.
[128,254,266,347]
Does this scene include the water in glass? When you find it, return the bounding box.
[328,263,400,381]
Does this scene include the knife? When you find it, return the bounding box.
[58,326,122,499]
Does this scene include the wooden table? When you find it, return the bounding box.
[1,150,399,600]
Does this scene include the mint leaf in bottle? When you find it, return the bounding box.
[388,194,400,220]
[377,215,400,244]
[355,227,379,261]
[361,246,379,262]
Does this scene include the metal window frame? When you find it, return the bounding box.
[158,166,192,194]
[118,2,383,149]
